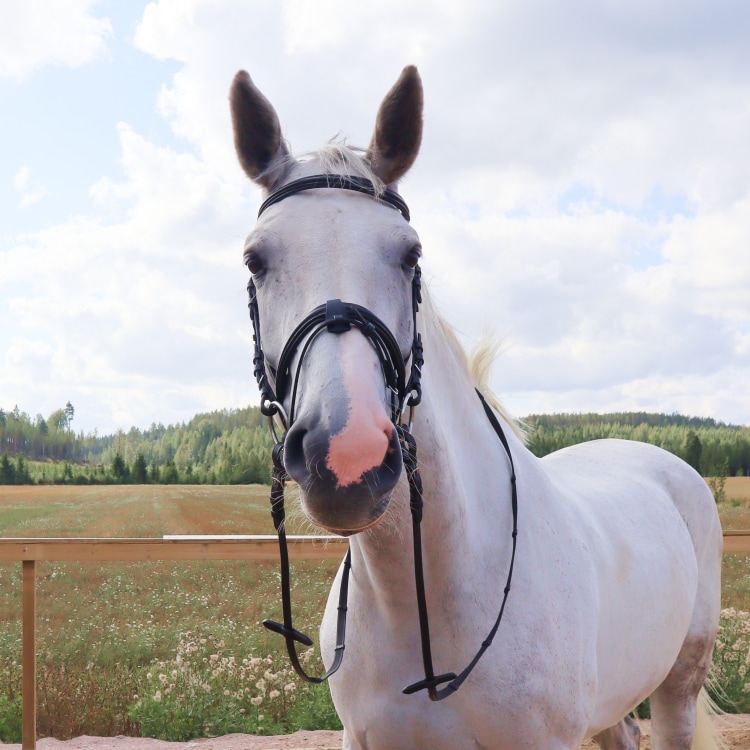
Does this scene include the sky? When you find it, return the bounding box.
[1,0,749,435]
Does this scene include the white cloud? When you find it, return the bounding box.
[12,165,47,209]
[13,166,30,191]
[1,123,254,433]
[0,0,112,81]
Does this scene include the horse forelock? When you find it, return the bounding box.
[263,139,387,196]
[421,288,527,443]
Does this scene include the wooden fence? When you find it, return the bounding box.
[1,531,749,750]
[0,536,347,750]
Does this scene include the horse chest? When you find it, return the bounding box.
[339,686,586,750]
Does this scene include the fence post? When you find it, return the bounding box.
[22,559,36,750]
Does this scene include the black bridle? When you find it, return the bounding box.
[247,174,518,701]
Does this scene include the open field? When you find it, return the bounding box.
[712,476,750,506]
[0,486,341,740]
[0,485,306,537]
[1,483,750,741]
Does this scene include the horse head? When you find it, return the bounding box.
[230,67,423,535]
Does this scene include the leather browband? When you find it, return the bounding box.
[257,174,411,222]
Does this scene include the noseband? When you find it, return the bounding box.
[247,174,517,701]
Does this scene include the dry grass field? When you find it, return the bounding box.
[714,476,750,530]
[717,476,750,504]
[0,484,303,537]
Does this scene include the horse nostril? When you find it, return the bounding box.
[283,422,310,484]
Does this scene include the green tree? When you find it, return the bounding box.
[0,454,16,484]
[35,414,49,457]
[684,430,702,473]
[148,461,161,483]
[15,456,31,484]
[131,453,148,484]
[162,460,179,484]
[708,458,729,504]
[111,452,129,482]
[65,402,75,433]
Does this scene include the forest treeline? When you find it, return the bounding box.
[0,404,273,485]
[525,412,750,477]
[1,404,749,485]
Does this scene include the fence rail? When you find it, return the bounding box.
[1,531,748,750]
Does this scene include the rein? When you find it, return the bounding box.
[247,174,518,701]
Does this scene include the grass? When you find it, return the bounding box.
[715,478,750,615]
[1,481,750,739]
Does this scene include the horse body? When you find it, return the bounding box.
[230,65,723,749]
[320,314,721,749]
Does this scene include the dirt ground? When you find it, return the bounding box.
[2,715,749,750]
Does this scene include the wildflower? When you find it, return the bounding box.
[224,689,230,696]
[154,691,162,703]
[269,689,280,700]
[284,683,295,693]
[146,673,153,680]
[171,670,178,679]
[251,696,263,706]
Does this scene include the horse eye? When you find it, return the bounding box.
[402,245,422,270]
[246,252,265,276]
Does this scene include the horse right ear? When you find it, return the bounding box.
[230,71,290,189]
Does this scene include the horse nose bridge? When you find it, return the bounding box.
[282,330,396,486]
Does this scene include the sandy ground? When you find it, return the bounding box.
[2,716,750,750]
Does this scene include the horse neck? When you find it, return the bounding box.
[350,305,523,603]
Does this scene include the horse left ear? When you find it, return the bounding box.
[367,66,423,186]
[230,70,290,189]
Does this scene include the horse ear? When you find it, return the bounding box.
[367,65,423,186]
[230,71,290,188]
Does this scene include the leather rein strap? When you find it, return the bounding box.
[248,174,517,700]
[401,390,519,700]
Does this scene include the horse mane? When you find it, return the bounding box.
[421,289,527,442]
[275,139,387,196]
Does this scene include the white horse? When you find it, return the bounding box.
[230,66,724,749]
